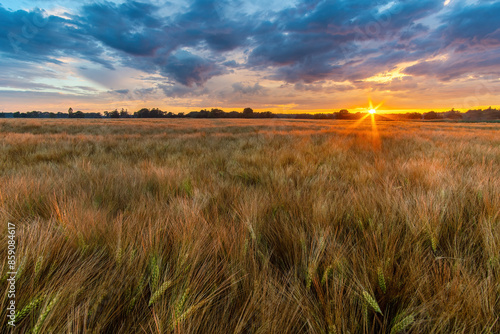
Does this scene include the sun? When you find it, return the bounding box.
[367,99,383,114]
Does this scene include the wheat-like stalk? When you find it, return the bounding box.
[390,314,415,334]
[34,256,44,283]
[150,256,160,289]
[115,243,123,265]
[306,265,314,290]
[77,232,88,254]
[14,295,45,323]
[175,288,190,317]
[362,291,382,314]
[377,266,386,294]
[321,265,333,285]
[31,293,60,334]
[16,256,26,280]
[128,248,137,266]
[149,280,173,306]
[129,274,146,311]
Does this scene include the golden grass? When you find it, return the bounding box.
[0,118,499,333]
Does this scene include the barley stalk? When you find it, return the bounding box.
[390,315,415,334]
[34,256,44,283]
[175,288,190,317]
[150,256,160,289]
[362,291,382,314]
[149,280,173,306]
[14,295,45,323]
[377,266,386,294]
[31,293,60,334]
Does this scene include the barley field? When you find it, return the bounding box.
[0,118,499,333]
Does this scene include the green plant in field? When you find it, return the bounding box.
[128,274,146,312]
[362,291,382,314]
[377,266,386,294]
[181,178,193,197]
[390,314,415,334]
[149,280,173,306]
[321,265,334,285]
[14,295,45,323]
[31,293,59,334]
[34,256,44,283]
[149,255,160,290]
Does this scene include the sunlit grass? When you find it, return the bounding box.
[0,118,499,333]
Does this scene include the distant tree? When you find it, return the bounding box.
[405,112,422,120]
[243,107,254,117]
[211,108,224,118]
[338,109,349,119]
[423,111,441,120]
[74,110,85,118]
[444,108,462,119]
[120,108,129,118]
[68,107,73,116]
[105,109,120,118]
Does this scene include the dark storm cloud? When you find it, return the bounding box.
[79,1,164,56]
[440,1,500,47]
[0,6,113,68]
[161,50,227,86]
[1,0,500,90]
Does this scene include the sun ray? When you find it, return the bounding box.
[370,113,381,150]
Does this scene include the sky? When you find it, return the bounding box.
[0,0,499,114]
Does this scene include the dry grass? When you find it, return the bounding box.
[0,118,499,333]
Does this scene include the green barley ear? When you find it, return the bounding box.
[14,295,45,323]
[175,288,190,317]
[321,265,333,285]
[128,248,137,266]
[430,235,437,252]
[306,265,314,290]
[34,256,44,283]
[362,301,368,324]
[390,315,415,334]
[149,255,160,289]
[149,280,173,306]
[243,238,249,256]
[115,242,123,265]
[77,232,88,254]
[377,267,386,294]
[1,270,10,284]
[16,257,26,280]
[128,274,146,312]
[426,231,437,252]
[31,294,60,334]
[362,291,382,314]
[174,305,194,328]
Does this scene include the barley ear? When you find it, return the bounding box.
[377,266,386,294]
[31,294,59,334]
[390,315,415,334]
[14,295,45,323]
[362,291,382,314]
[34,256,44,283]
[149,255,160,289]
[149,280,173,307]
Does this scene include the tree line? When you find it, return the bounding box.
[1,107,500,121]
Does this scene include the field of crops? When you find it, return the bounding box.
[1,118,499,333]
